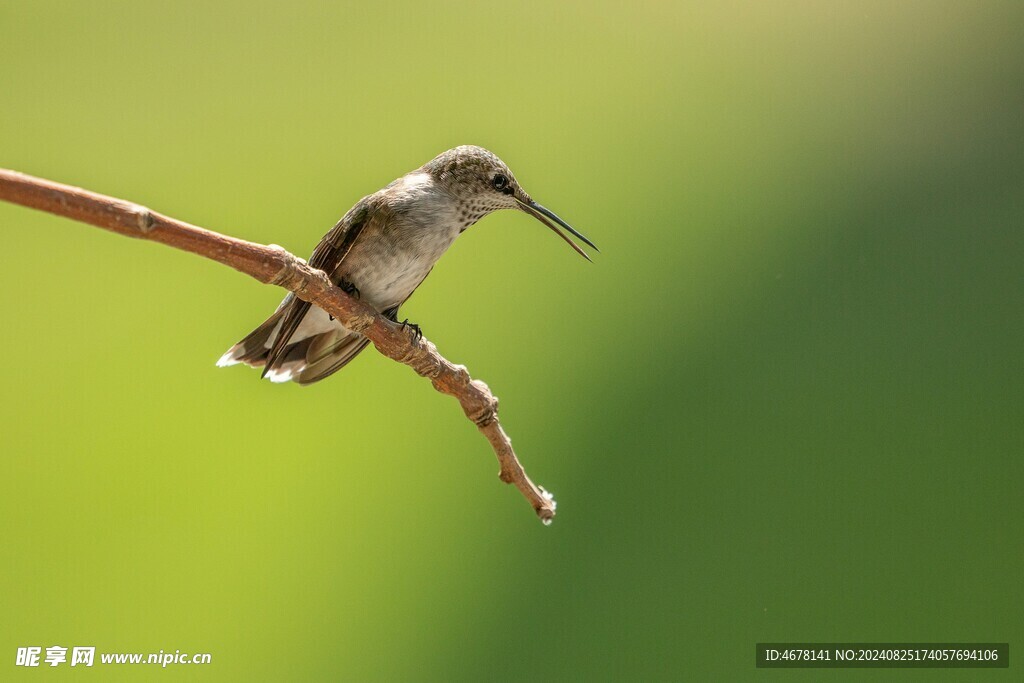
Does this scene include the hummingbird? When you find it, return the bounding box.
[217,145,598,384]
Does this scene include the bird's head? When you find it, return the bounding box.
[422,145,598,261]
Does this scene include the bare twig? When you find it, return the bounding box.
[0,168,557,523]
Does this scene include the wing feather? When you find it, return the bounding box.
[261,197,374,377]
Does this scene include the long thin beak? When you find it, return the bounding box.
[516,198,598,262]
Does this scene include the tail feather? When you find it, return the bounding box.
[217,302,370,384]
[294,333,370,385]
[217,309,284,368]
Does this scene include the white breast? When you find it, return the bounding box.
[346,172,463,311]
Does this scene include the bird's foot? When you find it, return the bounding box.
[329,278,361,320]
[399,318,422,343]
[382,308,422,342]
[338,278,360,298]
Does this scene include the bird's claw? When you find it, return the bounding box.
[399,318,423,343]
[329,279,361,321]
[338,278,360,299]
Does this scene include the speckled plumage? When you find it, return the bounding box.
[218,145,593,385]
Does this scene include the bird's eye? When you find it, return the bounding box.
[492,174,509,192]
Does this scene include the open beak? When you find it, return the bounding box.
[516,198,598,262]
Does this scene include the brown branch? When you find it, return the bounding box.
[0,168,556,524]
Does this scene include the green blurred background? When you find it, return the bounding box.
[2,1,1021,680]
